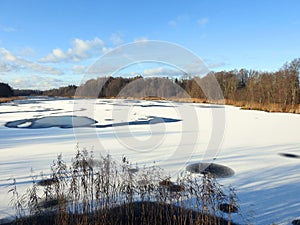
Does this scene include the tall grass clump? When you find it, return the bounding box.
[7,147,240,225]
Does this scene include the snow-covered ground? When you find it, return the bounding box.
[0,97,300,224]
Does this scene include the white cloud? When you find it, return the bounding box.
[110,33,124,45]
[143,67,164,75]
[18,47,36,57]
[0,60,13,72]
[101,46,113,54]
[48,48,67,61]
[143,67,183,77]
[10,75,64,90]
[29,61,63,75]
[197,18,209,27]
[181,61,211,76]
[72,65,87,74]
[134,37,148,43]
[1,48,17,61]
[39,37,106,63]
[0,48,63,75]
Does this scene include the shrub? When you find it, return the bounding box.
[8,148,240,225]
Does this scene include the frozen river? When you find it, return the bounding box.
[0,97,300,224]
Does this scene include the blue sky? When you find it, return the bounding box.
[0,0,300,89]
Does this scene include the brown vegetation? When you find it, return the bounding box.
[7,148,240,225]
[0,97,26,104]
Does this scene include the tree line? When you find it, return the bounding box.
[0,82,14,97]
[1,58,299,112]
[177,58,299,112]
[60,58,300,112]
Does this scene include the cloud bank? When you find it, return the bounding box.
[0,48,62,75]
[39,38,106,63]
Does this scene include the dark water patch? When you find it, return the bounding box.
[37,178,59,186]
[10,100,43,105]
[197,105,225,109]
[169,184,185,192]
[159,179,174,186]
[5,116,181,129]
[0,218,12,224]
[33,114,43,117]
[32,116,96,128]
[5,116,97,129]
[49,108,86,115]
[123,99,141,103]
[140,104,175,108]
[218,203,238,213]
[293,219,300,225]
[158,179,184,192]
[278,153,300,159]
[5,119,33,128]
[186,163,235,178]
[39,199,59,209]
[109,103,129,107]
[128,168,139,173]
[95,116,181,128]
[152,100,168,103]
[98,100,113,103]
[0,108,62,115]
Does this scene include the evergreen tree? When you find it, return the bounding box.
[0,82,13,97]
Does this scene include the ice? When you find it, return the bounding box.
[0,97,300,224]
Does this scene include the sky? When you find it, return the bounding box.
[0,0,300,90]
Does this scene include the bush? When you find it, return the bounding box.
[7,148,240,225]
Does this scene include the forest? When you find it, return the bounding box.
[0,83,13,97]
[1,58,300,113]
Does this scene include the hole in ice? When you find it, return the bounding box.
[218,203,238,213]
[278,153,300,159]
[5,116,97,129]
[186,162,235,178]
[5,115,181,129]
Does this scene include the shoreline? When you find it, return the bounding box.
[1,95,299,114]
[142,97,300,114]
[0,96,26,104]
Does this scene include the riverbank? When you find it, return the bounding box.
[2,95,299,114]
[0,96,26,104]
[142,96,300,114]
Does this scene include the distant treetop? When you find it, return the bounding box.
[0,82,13,97]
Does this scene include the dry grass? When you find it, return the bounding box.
[142,96,166,101]
[224,99,300,114]
[139,96,300,114]
[7,147,240,225]
[0,97,26,104]
[170,98,300,114]
[138,97,300,114]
